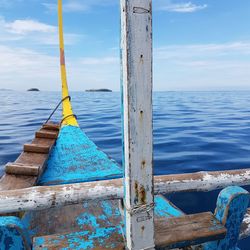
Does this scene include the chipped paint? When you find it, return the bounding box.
[39,126,122,185]
[203,186,250,250]
[0,216,31,250]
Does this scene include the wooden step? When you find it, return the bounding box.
[23,144,50,154]
[5,162,40,176]
[35,131,58,139]
[42,123,60,131]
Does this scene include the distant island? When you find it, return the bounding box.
[27,88,40,91]
[85,88,112,92]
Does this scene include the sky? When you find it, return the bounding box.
[0,0,249,91]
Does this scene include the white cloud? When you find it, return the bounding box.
[154,41,250,90]
[43,1,88,13]
[0,16,82,45]
[158,1,207,13]
[0,45,120,91]
[6,19,56,34]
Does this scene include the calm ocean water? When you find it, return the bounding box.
[1,90,250,248]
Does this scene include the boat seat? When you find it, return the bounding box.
[33,211,226,250]
[31,195,184,250]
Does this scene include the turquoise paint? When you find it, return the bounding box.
[38,126,123,185]
[33,196,181,249]
[33,226,122,249]
[0,217,31,250]
[154,196,184,218]
[204,186,249,250]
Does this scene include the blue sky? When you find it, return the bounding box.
[0,0,249,91]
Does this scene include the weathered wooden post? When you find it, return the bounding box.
[120,0,154,249]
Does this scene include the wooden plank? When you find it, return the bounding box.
[155,212,226,249]
[0,125,58,191]
[42,123,60,131]
[23,144,50,154]
[33,226,124,250]
[23,196,182,240]
[5,162,40,176]
[32,211,226,250]
[120,0,154,249]
[2,171,250,213]
[35,130,58,139]
[154,169,250,194]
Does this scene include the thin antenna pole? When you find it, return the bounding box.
[120,0,154,249]
[58,0,78,127]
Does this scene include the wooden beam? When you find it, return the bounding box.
[23,144,50,154]
[1,169,250,213]
[154,168,250,194]
[5,162,40,176]
[120,0,154,249]
[35,131,58,139]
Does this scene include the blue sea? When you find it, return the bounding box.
[1,90,250,249]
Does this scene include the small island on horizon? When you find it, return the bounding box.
[27,88,40,92]
[85,88,112,92]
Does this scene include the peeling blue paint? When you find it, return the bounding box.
[0,217,31,250]
[38,126,123,185]
[33,226,123,249]
[155,196,184,218]
[204,186,250,250]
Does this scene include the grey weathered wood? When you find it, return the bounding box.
[154,169,250,194]
[5,162,40,176]
[2,169,250,214]
[23,144,50,154]
[120,0,154,249]
[240,208,250,240]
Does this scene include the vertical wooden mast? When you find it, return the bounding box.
[120,0,154,249]
[58,0,78,127]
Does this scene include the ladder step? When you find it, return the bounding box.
[36,131,58,139]
[42,123,60,131]
[5,162,40,176]
[23,144,50,154]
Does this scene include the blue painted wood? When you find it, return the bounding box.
[0,216,31,250]
[32,196,183,249]
[38,126,122,185]
[203,186,250,250]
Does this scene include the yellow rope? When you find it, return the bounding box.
[58,0,78,127]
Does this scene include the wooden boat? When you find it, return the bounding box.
[1,0,250,249]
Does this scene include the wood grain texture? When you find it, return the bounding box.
[120,0,154,248]
[23,144,50,154]
[2,169,250,213]
[5,162,40,176]
[0,124,58,191]
[35,130,58,139]
[33,210,226,250]
[155,212,226,249]
[42,123,60,131]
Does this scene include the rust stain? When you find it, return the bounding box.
[141,160,146,169]
[139,185,146,204]
[134,181,139,204]
[60,48,65,65]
